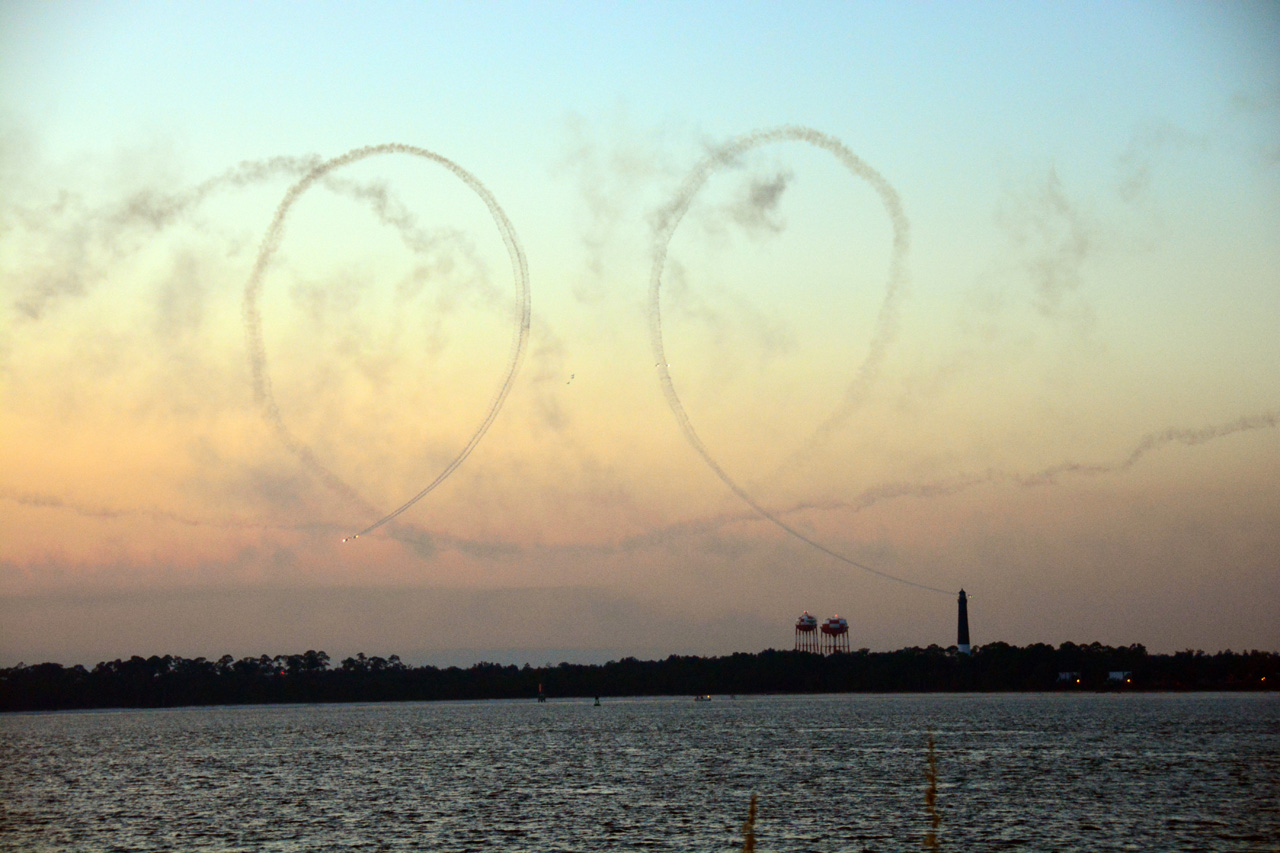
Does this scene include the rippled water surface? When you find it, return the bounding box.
[2,693,1277,851]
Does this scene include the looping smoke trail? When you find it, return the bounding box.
[650,126,950,596]
[243,144,531,541]
[652,126,908,450]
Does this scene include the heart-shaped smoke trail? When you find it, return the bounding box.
[243,144,531,542]
[649,125,952,595]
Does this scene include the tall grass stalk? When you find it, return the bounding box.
[741,793,758,852]
[735,736,939,851]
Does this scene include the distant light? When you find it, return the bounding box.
[1126,679,1131,684]
[1075,679,1081,684]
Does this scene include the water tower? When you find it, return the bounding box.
[821,614,850,655]
[794,611,819,653]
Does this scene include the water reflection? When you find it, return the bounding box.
[1,694,1277,851]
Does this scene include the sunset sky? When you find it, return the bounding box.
[2,1,1277,666]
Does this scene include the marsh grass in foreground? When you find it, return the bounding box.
[740,734,941,851]
[741,793,758,852]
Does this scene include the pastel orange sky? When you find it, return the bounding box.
[2,1,1278,665]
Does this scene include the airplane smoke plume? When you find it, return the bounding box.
[787,411,1280,517]
[9,153,441,322]
[0,487,293,532]
[998,168,1093,319]
[649,126,949,594]
[110,155,323,232]
[1019,411,1280,485]
[727,169,794,235]
[243,144,530,542]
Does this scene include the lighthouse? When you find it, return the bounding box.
[957,589,971,655]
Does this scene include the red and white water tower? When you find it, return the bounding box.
[820,614,850,655]
[794,611,820,653]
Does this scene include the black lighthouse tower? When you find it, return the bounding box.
[957,589,971,655]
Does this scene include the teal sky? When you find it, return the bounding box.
[2,1,1278,665]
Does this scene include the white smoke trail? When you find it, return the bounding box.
[1017,411,1280,485]
[5,154,504,554]
[0,486,528,558]
[243,144,531,542]
[110,155,324,231]
[10,153,451,322]
[781,410,1280,517]
[9,156,327,321]
[580,411,1278,566]
[652,126,907,447]
[650,126,950,595]
[0,487,317,532]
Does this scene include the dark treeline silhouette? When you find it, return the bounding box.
[2,643,1276,712]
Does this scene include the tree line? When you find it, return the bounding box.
[1,642,1275,712]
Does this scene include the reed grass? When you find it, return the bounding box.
[741,792,758,852]
[737,735,940,851]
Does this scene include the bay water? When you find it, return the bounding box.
[2,693,1277,851]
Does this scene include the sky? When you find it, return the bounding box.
[2,1,1278,667]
